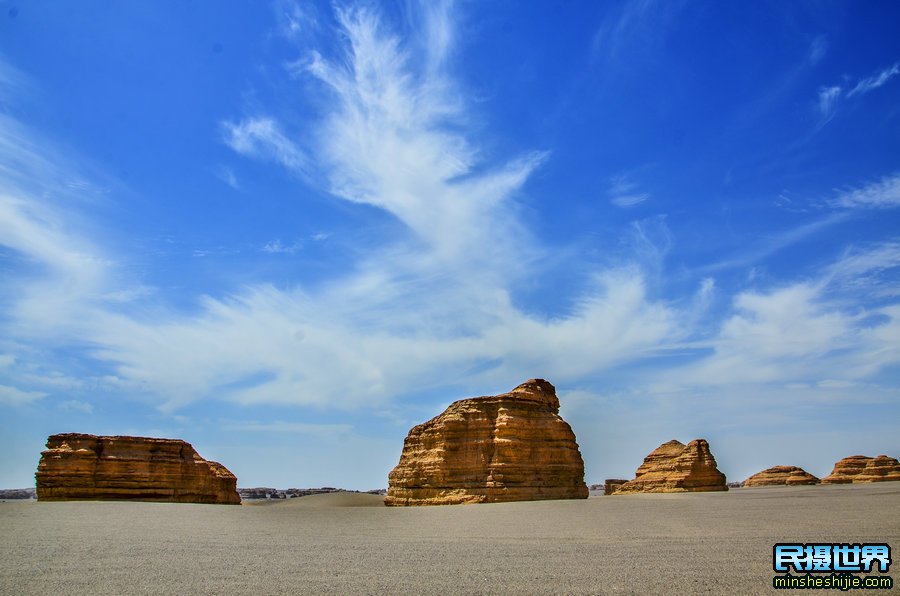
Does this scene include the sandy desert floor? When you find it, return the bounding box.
[1,483,898,595]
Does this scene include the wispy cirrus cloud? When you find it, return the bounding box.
[655,244,900,393]
[0,384,46,406]
[1,5,681,416]
[817,85,842,122]
[3,3,898,443]
[274,0,320,40]
[222,117,309,175]
[589,0,685,66]
[699,213,846,274]
[815,62,900,125]
[807,36,827,66]
[608,175,649,208]
[221,420,352,436]
[262,239,302,254]
[847,62,899,97]
[829,171,900,210]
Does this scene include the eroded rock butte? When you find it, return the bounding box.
[613,438,728,494]
[384,379,589,506]
[821,455,900,484]
[36,433,240,504]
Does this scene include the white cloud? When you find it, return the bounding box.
[59,400,94,414]
[608,175,649,208]
[655,251,900,392]
[699,213,845,273]
[214,165,239,190]
[830,172,900,209]
[589,0,682,66]
[847,62,899,97]
[807,36,827,65]
[611,193,649,208]
[220,420,353,436]
[817,85,842,121]
[3,5,898,430]
[815,63,899,126]
[274,0,319,40]
[222,117,309,175]
[824,242,900,295]
[0,384,46,406]
[262,239,302,254]
[0,8,686,414]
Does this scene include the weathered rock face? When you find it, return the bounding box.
[384,379,589,506]
[613,439,728,494]
[821,455,900,484]
[604,479,628,495]
[36,433,240,504]
[743,466,819,487]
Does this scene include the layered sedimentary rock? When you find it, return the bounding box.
[604,479,628,495]
[743,466,819,487]
[821,455,900,484]
[613,439,728,494]
[385,379,589,506]
[36,433,240,504]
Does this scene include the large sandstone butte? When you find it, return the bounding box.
[36,433,240,504]
[384,379,589,506]
[613,439,728,494]
[743,465,819,487]
[821,455,900,484]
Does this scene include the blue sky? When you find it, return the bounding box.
[1,1,899,490]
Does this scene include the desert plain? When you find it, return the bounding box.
[1,483,898,595]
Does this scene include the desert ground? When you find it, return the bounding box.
[1,484,897,595]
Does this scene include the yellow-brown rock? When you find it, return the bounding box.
[384,379,589,506]
[743,466,819,487]
[613,439,728,494]
[603,479,628,495]
[821,455,900,484]
[35,433,240,504]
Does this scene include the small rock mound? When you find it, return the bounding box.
[384,379,588,506]
[743,466,819,487]
[613,438,728,494]
[821,455,900,484]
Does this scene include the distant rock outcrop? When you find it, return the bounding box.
[604,479,628,495]
[821,455,900,484]
[743,466,819,487]
[0,488,35,500]
[237,487,384,500]
[36,433,240,504]
[385,379,589,506]
[613,439,728,494]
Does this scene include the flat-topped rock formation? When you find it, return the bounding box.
[743,466,819,487]
[821,455,900,484]
[384,379,589,506]
[613,439,728,494]
[36,433,240,504]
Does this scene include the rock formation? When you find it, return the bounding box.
[36,433,240,504]
[743,466,819,487]
[384,379,589,506]
[613,439,728,494]
[604,479,628,495]
[821,455,900,484]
